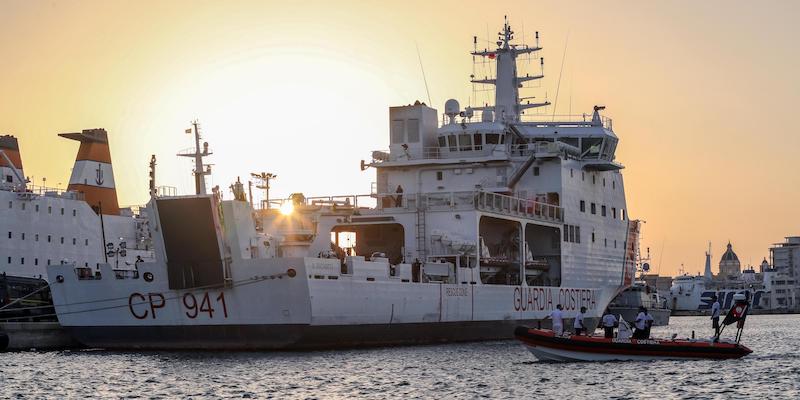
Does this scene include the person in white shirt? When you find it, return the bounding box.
[573,306,587,335]
[634,306,654,339]
[710,295,721,338]
[601,309,618,338]
[544,304,564,335]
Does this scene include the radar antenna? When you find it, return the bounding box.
[251,172,277,209]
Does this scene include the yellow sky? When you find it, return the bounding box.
[1,0,798,276]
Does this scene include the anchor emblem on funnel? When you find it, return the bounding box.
[95,163,104,185]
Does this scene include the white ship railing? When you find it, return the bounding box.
[0,183,85,200]
[441,112,613,131]
[269,190,563,224]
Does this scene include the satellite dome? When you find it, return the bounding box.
[444,99,460,124]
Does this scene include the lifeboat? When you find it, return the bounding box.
[514,327,753,362]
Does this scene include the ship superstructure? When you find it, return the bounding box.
[0,130,152,282]
[47,20,640,349]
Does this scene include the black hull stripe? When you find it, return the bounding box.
[65,319,573,350]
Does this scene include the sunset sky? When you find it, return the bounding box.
[1,1,797,276]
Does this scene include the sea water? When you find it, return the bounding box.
[1,315,798,399]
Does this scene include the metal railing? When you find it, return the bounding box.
[0,183,85,200]
[440,112,613,131]
[266,190,564,224]
[475,191,563,223]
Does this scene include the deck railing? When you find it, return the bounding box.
[267,190,563,224]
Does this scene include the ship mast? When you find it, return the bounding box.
[177,120,212,195]
[470,16,550,122]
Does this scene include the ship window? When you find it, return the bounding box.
[60,237,64,244]
[48,206,52,214]
[72,238,77,245]
[436,171,443,181]
[21,233,25,240]
[614,240,617,248]
[458,134,472,151]
[601,205,607,217]
[486,134,500,144]
[580,200,585,212]
[592,231,596,243]
[7,231,10,239]
[60,208,64,215]
[570,169,574,178]
[590,203,596,214]
[438,136,446,147]
[568,225,575,242]
[21,203,25,210]
[6,257,10,264]
[47,235,51,243]
[558,137,579,148]
[581,137,603,158]
[447,135,457,151]
[34,258,38,266]
[35,204,39,212]
[563,227,569,242]
[7,201,11,208]
[35,234,39,242]
[407,119,420,142]
[603,178,606,187]
[612,207,617,219]
[605,238,608,247]
[581,172,585,181]
[47,259,51,265]
[575,226,580,244]
[5,176,11,183]
[613,181,616,190]
[85,239,89,246]
[592,175,596,185]
[73,209,77,217]
[473,133,483,150]
[391,119,405,144]
[621,209,626,220]
[21,257,24,265]
[533,167,540,176]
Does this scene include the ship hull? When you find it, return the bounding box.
[66,319,605,350]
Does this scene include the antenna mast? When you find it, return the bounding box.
[251,172,277,209]
[177,120,213,195]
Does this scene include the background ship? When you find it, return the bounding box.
[47,19,642,349]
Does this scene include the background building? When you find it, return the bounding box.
[770,236,800,307]
[718,242,741,279]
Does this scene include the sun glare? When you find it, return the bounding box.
[279,201,294,216]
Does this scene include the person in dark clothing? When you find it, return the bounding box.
[394,185,404,207]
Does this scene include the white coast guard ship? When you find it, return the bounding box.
[47,20,640,349]
[0,130,151,282]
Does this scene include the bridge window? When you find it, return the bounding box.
[458,134,472,151]
[473,133,483,150]
[391,120,405,144]
[407,119,420,142]
[447,135,457,151]
[580,200,585,212]
[438,136,446,147]
[533,167,540,176]
[601,205,607,217]
[486,133,500,144]
[590,203,596,215]
[436,171,443,181]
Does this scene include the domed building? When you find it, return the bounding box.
[718,242,741,279]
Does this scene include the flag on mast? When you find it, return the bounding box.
[185,128,192,134]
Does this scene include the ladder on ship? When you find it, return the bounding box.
[416,204,427,262]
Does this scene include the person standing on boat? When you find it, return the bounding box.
[544,304,564,335]
[634,307,654,339]
[573,306,587,335]
[601,309,618,338]
[711,295,721,338]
